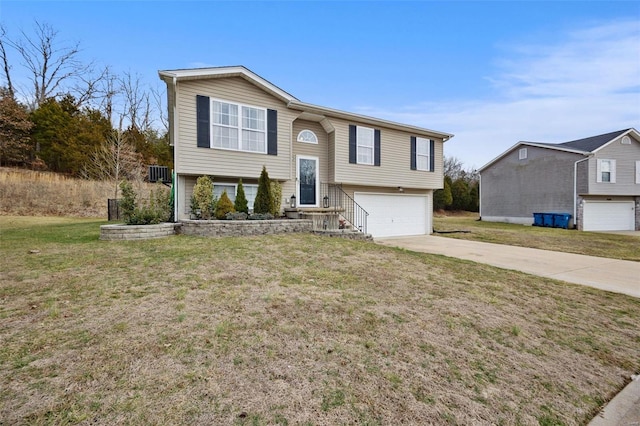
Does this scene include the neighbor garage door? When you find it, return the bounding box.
[354,193,429,238]
[583,201,635,231]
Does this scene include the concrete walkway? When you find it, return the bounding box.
[376,235,640,298]
[376,235,640,426]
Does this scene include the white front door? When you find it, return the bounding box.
[297,156,319,207]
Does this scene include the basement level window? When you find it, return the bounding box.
[519,148,528,160]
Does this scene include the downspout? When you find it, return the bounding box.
[478,173,482,221]
[171,76,179,222]
[573,156,590,229]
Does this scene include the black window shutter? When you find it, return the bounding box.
[374,129,381,166]
[410,136,417,170]
[429,139,435,172]
[196,95,210,148]
[267,109,277,155]
[349,125,357,164]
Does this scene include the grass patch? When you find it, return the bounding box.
[433,214,640,261]
[0,216,639,424]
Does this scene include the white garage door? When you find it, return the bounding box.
[354,193,429,238]
[583,201,635,231]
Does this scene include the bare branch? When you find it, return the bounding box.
[0,25,14,96]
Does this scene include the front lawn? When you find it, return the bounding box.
[433,214,640,262]
[1,216,639,425]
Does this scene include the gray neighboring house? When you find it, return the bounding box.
[479,128,640,231]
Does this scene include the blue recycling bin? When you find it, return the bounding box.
[533,213,544,227]
[542,213,555,227]
[553,213,572,229]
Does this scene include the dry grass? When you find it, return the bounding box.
[1,216,639,425]
[0,167,154,218]
[434,214,640,262]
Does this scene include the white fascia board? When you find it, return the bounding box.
[287,100,454,141]
[158,66,298,103]
[591,128,640,154]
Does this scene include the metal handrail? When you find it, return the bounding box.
[321,183,368,234]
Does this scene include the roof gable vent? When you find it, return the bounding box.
[621,136,631,145]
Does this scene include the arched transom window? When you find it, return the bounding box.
[297,129,318,144]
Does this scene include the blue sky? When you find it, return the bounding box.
[1,0,639,169]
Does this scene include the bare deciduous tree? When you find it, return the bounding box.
[0,25,15,96]
[84,129,145,198]
[0,20,105,109]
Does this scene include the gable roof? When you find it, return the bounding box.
[478,128,639,172]
[558,129,633,152]
[159,66,454,141]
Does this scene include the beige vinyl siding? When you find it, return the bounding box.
[330,117,444,189]
[174,77,295,180]
[292,120,329,184]
[588,136,640,196]
[340,184,431,199]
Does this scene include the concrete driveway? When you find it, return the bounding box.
[376,235,640,299]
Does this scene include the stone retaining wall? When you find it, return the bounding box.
[100,223,177,240]
[179,219,313,237]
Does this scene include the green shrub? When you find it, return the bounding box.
[235,179,249,214]
[119,180,171,225]
[226,212,248,220]
[215,190,235,219]
[119,180,137,223]
[270,180,282,217]
[254,166,272,214]
[192,176,215,219]
[248,212,274,220]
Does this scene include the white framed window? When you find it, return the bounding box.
[597,159,616,183]
[356,126,374,165]
[212,99,266,153]
[213,183,259,210]
[621,136,631,145]
[297,129,318,144]
[416,137,431,171]
[636,161,640,184]
[519,148,528,160]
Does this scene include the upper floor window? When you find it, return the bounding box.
[597,159,616,183]
[357,126,375,165]
[212,99,266,153]
[519,148,528,160]
[197,95,277,155]
[416,137,431,171]
[349,124,380,166]
[297,130,318,144]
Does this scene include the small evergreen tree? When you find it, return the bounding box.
[234,179,249,214]
[253,166,272,214]
[433,178,453,211]
[192,175,214,219]
[119,180,137,223]
[215,190,235,219]
[270,180,282,216]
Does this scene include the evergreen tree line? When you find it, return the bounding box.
[0,21,172,177]
[433,156,479,212]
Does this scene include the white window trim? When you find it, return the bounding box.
[519,147,528,160]
[621,136,631,145]
[297,129,318,144]
[356,126,374,165]
[596,159,616,183]
[416,137,431,171]
[211,98,267,154]
[636,160,640,184]
[213,182,259,210]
